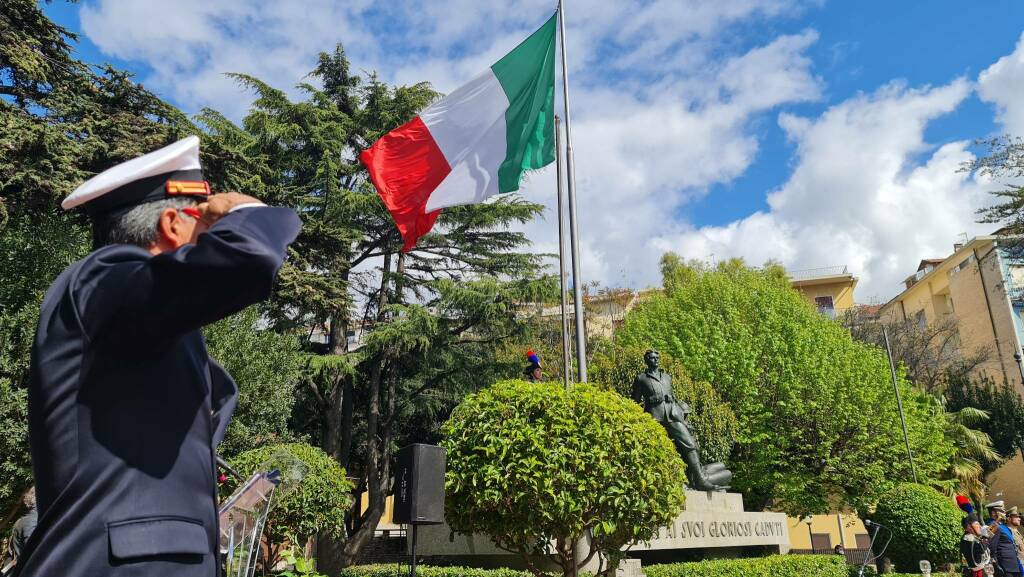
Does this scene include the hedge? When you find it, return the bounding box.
[342,557,849,577]
[849,569,931,577]
[339,557,952,577]
[849,567,946,577]
[338,566,530,577]
[644,555,847,577]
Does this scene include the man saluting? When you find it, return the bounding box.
[14,136,301,577]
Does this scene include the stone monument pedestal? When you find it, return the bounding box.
[410,490,790,572]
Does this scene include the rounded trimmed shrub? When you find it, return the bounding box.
[226,442,353,544]
[442,379,687,577]
[867,483,961,571]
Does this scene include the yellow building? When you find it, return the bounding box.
[881,233,1024,507]
[880,236,1024,387]
[789,265,858,318]
[786,513,871,553]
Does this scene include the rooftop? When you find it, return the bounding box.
[788,265,855,285]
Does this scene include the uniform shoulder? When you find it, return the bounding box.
[71,244,150,279]
[61,244,150,305]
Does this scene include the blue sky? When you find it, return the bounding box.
[43,1,1024,301]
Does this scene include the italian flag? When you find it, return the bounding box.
[360,14,557,250]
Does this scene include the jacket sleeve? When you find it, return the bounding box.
[990,528,1007,568]
[209,359,239,447]
[74,207,301,348]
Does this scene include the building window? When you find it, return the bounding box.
[810,533,832,551]
[815,296,836,318]
[854,533,871,549]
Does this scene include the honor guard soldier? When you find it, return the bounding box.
[15,136,301,577]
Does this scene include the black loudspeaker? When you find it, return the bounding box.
[393,444,445,525]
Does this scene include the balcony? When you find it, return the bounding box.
[789,265,849,281]
[1008,284,1024,304]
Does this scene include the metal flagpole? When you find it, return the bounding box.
[555,116,573,388]
[557,0,587,383]
[883,326,919,483]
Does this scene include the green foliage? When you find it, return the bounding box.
[643,555,847,577]
[276,547,329,577]
[227,443,353,559]
[934,395,999,502]
[0,374,29,523]
[590,341,737,464]
[615,257,953,515]
[847,568,927,577]
[337,566,530,577]
[442,379,686,577]
[867,483,962,572]
[204,307,304,457]
[963,135,1024,232]
[945,372,1024,463]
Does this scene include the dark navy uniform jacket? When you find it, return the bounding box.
[16,206,301,577]
[990,522,1024,575]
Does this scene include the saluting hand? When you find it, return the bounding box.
[196,192,264,226]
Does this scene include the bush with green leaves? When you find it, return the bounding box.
[867,483,962,572]
[643,555,847,577]
[203,306,304,457]
[442,379,687,577]
[848,569,932,577]
[590,341,738,464]
[615,257,953,515]
[337,566,530,577]
[226,442,353,567]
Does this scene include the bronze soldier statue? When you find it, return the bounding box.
[631,349,732,491]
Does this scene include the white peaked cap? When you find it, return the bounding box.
[62,136,204,212]
[987,500,1006,509]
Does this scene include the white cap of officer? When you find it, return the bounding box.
[62,136,210,216]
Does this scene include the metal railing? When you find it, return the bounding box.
[789,265,850,281]
[790,548,872,566]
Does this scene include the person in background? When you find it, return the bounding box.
[1008,508,1024,568]
[0,489,37,575]
[962,514,993,577]
[989,501,1009,539]
[988,501,1023,576]
[523,350,542,382]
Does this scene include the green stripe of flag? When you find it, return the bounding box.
[490,13,558,194]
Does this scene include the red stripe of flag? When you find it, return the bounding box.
[359,116,450,251]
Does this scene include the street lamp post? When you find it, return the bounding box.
[802,516,814,551]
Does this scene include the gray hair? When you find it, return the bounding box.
[95,197,197,248]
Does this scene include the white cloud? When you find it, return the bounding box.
[516,31,823,289]
[663,79,996,301]
[80,0,377,118]
[76,0,822,292]
[978,33,1024,136]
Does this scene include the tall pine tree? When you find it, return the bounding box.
[200,47,553,567]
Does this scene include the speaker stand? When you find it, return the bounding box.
[409,524,419,577]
